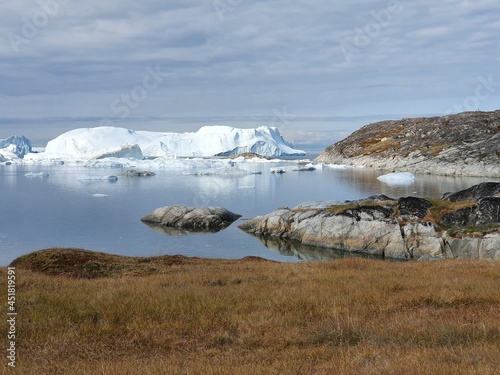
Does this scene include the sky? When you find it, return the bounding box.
[1,0,499,148]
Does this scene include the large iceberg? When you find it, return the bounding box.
[0,135,32,159]
[44,125,305,159]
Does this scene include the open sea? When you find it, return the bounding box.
[0,159,497,266]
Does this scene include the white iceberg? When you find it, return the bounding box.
[377,172,416,184]
[1,135,32,160]
[43,125,305,160]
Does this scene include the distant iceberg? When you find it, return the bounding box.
[0,135,32,159]
[43,125,305,160]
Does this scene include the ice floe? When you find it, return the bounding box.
[377,172,416,184]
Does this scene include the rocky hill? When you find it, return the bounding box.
[316,111,500,177]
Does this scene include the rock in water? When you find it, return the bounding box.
[239,183,500,260]
[141,205,242,233]
[122,170,156,177]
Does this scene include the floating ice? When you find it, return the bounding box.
[25,172,49,178]
[92,193,109,198]
[377,172,416,185]
[77,175,118,182]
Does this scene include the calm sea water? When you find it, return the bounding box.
[0,161,496,265]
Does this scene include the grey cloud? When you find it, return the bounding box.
[0,0,498,135]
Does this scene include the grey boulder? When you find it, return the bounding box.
[141,205,241,233]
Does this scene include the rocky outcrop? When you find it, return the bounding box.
[442,198,500,227]
[239,183,500,260]
[141,205,241,233]
[121,170,156,177]
[316,111,500,177]
[442,182,500,201]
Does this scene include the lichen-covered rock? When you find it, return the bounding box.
[142,205,241,232]
[398,197,433,220]
[239,204,405,257]
[442,182,500,201]
[239,183,500,260]
[442,197,500,227]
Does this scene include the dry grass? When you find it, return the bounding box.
[360,139,401,156]
[2,248,500,375]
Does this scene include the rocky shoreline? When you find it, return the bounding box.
[238,183,500,260]
[316,111,500,177]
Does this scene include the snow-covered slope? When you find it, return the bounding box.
[44,126,305,159]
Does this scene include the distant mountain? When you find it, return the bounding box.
[316,111,500,177]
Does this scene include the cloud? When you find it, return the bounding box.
[0,0,499,137]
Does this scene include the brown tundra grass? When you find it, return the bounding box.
[2,248,500,375]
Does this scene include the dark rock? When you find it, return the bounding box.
[398,197,433,219]
[442,182,500,202]
[228,152,272,160]
[339,205,394,221]
[474,198,500,226]
[141,205,241,233]
[442,207,473,227]
[443,197,500,227]
[123,170,156,177]
[365,194,395,202]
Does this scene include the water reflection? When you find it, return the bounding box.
[249,234,385,262]
[142,222,226,236]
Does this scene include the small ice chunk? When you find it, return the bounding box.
[77,175,118,182]
[377,172,416,185]
[25,172,49,178]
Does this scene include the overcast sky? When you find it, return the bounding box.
[1,0,499,146]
